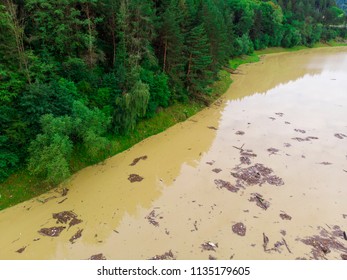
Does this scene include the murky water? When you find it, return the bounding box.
[1,48,347,260]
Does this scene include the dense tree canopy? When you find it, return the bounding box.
[0,0,345,183]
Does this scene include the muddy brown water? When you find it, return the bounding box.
[1,48,347,260]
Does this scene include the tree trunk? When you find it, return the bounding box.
[4,0,31,84]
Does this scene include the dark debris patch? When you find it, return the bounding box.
[249,193,270,210]
[128,174,144,183]
[130,155,148,166]
[280,212,292,220]
[231,163,284,187]
[267,148,279,155]
[201,242,218,252]
[240,150,257,158]
[334,133,347,140]
[342,254,347,260]
[206,161,215,166]
[294,129,306,134]
[16,246,26,254]
[146,209,160,227]
[209,255,217,260]
[240,156,251,165]
[284,143,291,148]
[212,168,222,173]
[318,162,333,165]
[69,229,83,244]
[269,117,276,121]
[301,226,347,259]
[292,136,319,142]
[214,179,239,193]
[38,226,66,237]
[275,113,284,117]
[235,131,245,135]
[232,222,246,236]
[149,250,175,260]
[52,211,82,228]
[207,126,218,130]
[89,253,106,260]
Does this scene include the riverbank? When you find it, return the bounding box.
[0,41,346,211]
[1,46,347,260]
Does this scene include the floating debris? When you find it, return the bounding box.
[267,175,284,186]
[275,113,284,117]
[130,155,148,166]
[206,161,215,166]
[69,229,83,244]
[294,129,306,134]
[37,196,57,204]
[301,226,347,259]
[201,242,218,251]
[61,188,69,196]
[284,143,291,148]
[207,126,218,130]
[232,223,246,236]
[292,136,319,142]
[38,226,66,237]
[280,212,292,220]
[58,198,68,204]
[249,193,270,210]
[146,210,160,227]
[269,117,276,121]
[240,156,251,165]
[212,168,222,173]
[334,133,347,140]
[318,162,332,165]
[240,149,257,158]
[128,174,144,183]
[231,163,284,187]
[285,121,291,124]
[89,253,106,260]
[343,214,347,219]
[16,246,26,254]
[263,233,269,251]
[280,230,287,236]
[235,131,245,135]
[52,211,82,228]
[149,250,175,260]
[342,254,347,260]
[193,221,198,231]
[209,255,217,260]
[214,179,239,193]
[267,148,279,155]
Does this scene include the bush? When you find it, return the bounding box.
[28,115,73,185]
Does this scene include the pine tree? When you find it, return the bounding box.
[186,23,213,97]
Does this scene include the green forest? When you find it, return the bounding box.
[0,0,346,205]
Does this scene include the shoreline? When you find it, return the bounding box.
[1,43,346,211]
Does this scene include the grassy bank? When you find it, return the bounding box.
[1,42,346,210]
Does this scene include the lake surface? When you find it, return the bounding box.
[1,47,347,260]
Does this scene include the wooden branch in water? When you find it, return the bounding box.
[232,144,245,152]
[282,238,292,254]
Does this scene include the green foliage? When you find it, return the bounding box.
[71,101,111,158]
[186,24,213,96]
[28,114,73,184]
[19,81,75,134]
[114,80,150,133]
[1,0,346,199]
[0,136,19,182]
[140,69,171,117]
